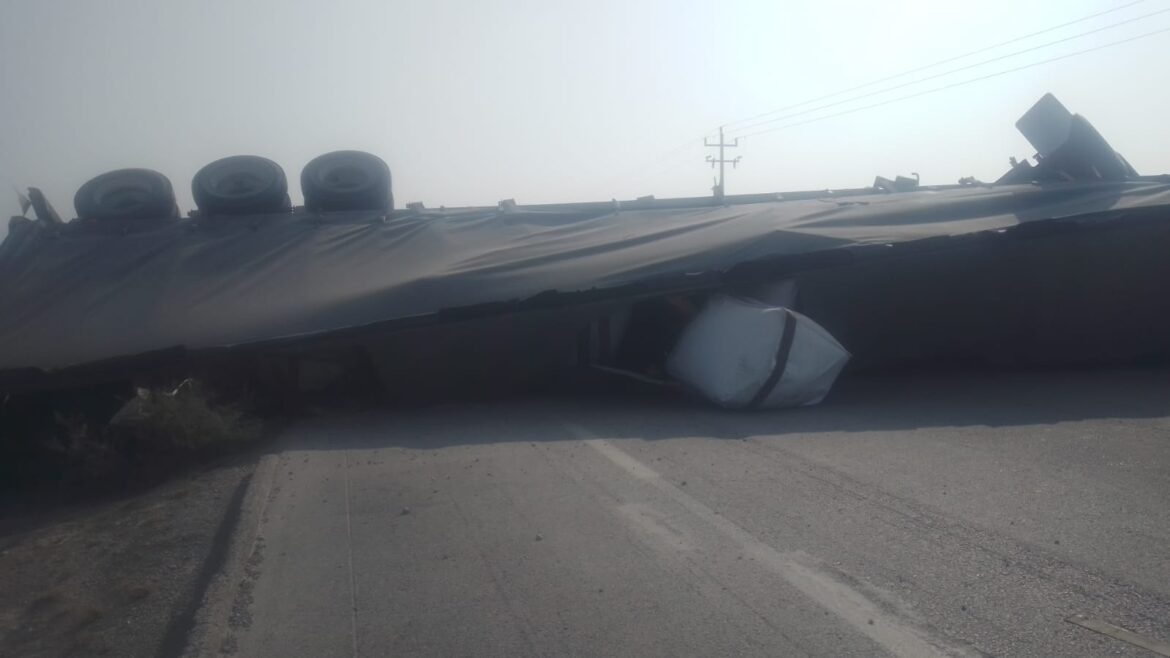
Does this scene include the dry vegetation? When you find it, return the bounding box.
[105,380,261,457]
[2,379,262,495]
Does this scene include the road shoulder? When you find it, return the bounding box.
[0,457,257,658]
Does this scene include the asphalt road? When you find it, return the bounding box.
[200,368,1170,657]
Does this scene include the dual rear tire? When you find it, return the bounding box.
[74,169,179,221]
[300,150,393,213]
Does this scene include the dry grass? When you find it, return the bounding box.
[107,380,260,453]
[0,378,266,493]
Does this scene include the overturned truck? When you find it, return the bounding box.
[2,94,1169,410]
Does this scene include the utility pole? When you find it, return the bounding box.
[705,126,740,201]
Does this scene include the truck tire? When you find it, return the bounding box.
[193,155,291,215]
[74,169,179,221]
[301,150,392,212]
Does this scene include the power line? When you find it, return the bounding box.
[617,3,1165,196]
[736,25,1170,141]
[722,0,1154,130]
[642,133,715,174]
[727,5,1170,138]
[597,132,713,194]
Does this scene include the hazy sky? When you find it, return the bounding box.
[2,0,1168,229]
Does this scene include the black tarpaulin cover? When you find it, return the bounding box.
[1,181,1168,374]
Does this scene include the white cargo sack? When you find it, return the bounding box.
[666,296,850,409]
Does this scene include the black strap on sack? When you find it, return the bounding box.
[746,309,798,410]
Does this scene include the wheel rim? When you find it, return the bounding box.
[198,157,280,200]
[322,164,370,192]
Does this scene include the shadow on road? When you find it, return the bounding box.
[277,366,1170,451]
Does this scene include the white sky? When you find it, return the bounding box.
[2,0,1168,230]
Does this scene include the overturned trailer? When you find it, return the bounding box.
[1,94,1168,408]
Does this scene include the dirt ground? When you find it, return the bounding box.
[0,458,256,658]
